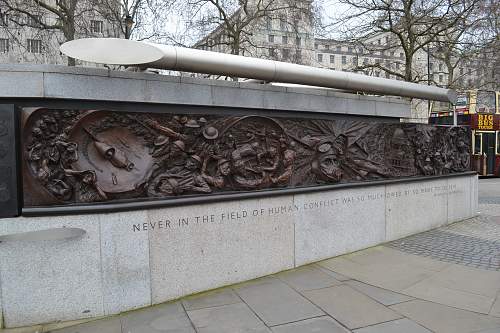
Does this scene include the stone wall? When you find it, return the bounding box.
[0,173,477,328]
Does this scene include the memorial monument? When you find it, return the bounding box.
[0,39,477,328]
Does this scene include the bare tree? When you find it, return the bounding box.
[173,0,313,58]
[0,0,148,65]
[328,0,480,83]
[428,0,499,90]
[93,0,174,41]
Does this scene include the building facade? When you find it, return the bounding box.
[0,0,122,65]
[195,1,497,121]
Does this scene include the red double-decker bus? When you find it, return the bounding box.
[429,90,500,176]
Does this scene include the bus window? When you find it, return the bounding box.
[474,133,482,154]
[497,132,500,154]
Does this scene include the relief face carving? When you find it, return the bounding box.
[23,109,471,206]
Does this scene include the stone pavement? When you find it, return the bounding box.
[3,179,500,333]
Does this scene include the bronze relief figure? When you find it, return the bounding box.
[22,108,471,207]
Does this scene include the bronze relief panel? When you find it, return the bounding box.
[22,108,471,207]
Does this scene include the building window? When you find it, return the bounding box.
[330,55,334,63]
[336,46,341,52]
[385,72,390,78]
[438,63,443,71]
[282,48,290,59]
[396,62,400,69]
[348,46,352,53]
[352,57,357,64]
[0,38,8,53]
[399,52,403,58]
[318,53,323,62]
[468,68,471,75]
[27,39,42,53]
[324,44,329,50]
[314,43,318,49]
[268,35,274,43]
[0,12,8,26]
[429,62,434,70]
[279,15,286,30]
[295,37,301,46]
[91,20,103,33]
[390,51,394,57]
[268,47,276,58]
[385,36,389,43]
[266,17,272,30]
[377,39,381,45]
[294,50,301,63]
[26,15,41,28]
[363,58,368,64]
[341,55,346,64]
[439,75,443,83]
[282,35,288,44]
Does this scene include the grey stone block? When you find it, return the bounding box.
[182,289,242,311]
[313,264,352,281]
[271,316,349,333]
[148,196,295,304]
[0,215,104,327]
[276,266,342,291]
[448,176,473,223]
[352,318,432,333]
[145,80,212,105]
[385,179,449,241]
[345,280,414,306]
[303,285,402,329]
[344,98,377,116]
[239,82,286,92]
[50,317,121,333]
[390,300,500,333]
[293,185,386,266]
[43,73,147,102]
[285,86,328,96]
[121,302,195,333]
[187,302,270,333]
[100,210,151,315]
[211,85,265,109]
[234,277,324,326]
[0,71,44,97]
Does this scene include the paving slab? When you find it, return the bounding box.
[276,266,342,291]
[49,317,121,333]
[352,318,432,333]
[319,247,449,291]
[302,285,402,329]
[313,264,352,281]
[491,293,500,317]
[344,280,414,306]
[270,316,350,333]
[181,289,242,311]
[120,302,195,333]
[186,302,270,333]
[390,299,500,333]
[234,277,324,326]
[0,326,43,333]
[402,278,495,314]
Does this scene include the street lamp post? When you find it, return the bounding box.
[124,15,133,40]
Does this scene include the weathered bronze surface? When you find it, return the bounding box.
[0,105,20,217]
[22,108,471,207]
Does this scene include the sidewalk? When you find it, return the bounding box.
[4,204,500,333]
